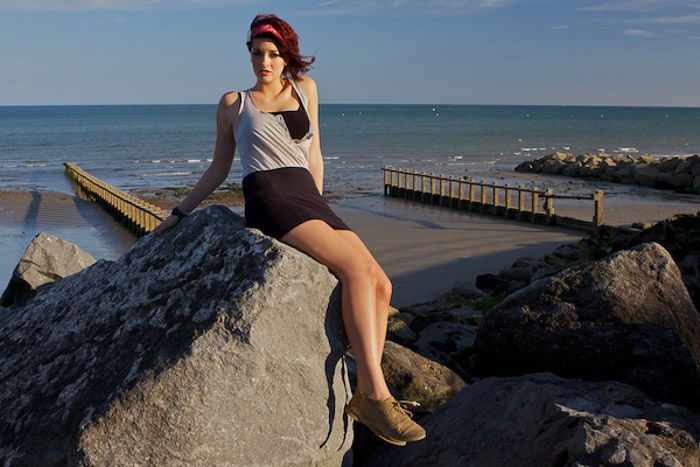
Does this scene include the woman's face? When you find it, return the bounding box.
[250,37,286,84]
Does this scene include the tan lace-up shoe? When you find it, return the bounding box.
[345,390,426,446]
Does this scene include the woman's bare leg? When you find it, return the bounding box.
[335,229,392,368]
[279,220,392,400]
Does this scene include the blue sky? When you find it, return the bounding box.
[1,0,699,106]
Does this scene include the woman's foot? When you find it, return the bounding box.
[345,390,426,446]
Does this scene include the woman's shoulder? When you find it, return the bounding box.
[294,76,318,100]
[219,91,241,108]
[218,91,242,126]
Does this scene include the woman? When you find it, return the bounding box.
[152,13,425,447]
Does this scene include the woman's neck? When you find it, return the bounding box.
[253,78,287,96]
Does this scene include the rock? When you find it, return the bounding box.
[366,372,700,467]
[382,341,467,412]
[694,175,700,189]
[551,152,572,161]
[515,153,697,192]
[659,157,681,173]
[0,206,353,466]
[633,165,661,187]
[674,158,695,175]
[447,280,487,301]
[691,159,700,177]
[475,273,507,293]
[600,157,617,168]
[551,243,586,261]
[388,305,399,317]
[578,164,605,177]
[541,160,566,175]
[655,171,675,187]
[396,311,415,326]
[474,242,700,409]
[562,163,582,177]
[350,341,467,466]
[514,161,534,172]
[413,321,477,376]
[0,232,96,307]
[496,265,532,283]
[622,213,700,307]
[386,316,418,345]
[671,172,694,187]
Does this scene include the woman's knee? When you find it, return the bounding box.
[375,269,392,302]
[334,257,375,284]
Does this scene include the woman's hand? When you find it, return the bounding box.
[151,215,180,237]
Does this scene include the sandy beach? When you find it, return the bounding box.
[2,168,698,307]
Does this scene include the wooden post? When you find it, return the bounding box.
[448,176,455,207]
[420,171,426,202]
[480,180,486,212]
[383,166,388,195]
[517,185,525,219]
[468,179,475,210]
[544,188,555,218]
[531,187,539,222]
[505,183,512,210]
[492,181,499,208]
[412,170,418,200]
[459,176,465,207]
[594,190,604,227]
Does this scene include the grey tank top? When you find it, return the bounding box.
[234,79,315,178]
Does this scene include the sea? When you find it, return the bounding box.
[1,104,699,291]
[2,104,699,196]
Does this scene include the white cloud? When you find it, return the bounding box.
[623,28,655,36]
[643,14,700,22]
[551,25,569,30]
[579,0,696,13]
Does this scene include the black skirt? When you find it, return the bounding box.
[242,166,353,240]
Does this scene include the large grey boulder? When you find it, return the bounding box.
[366,372,700,467]
[0,205,353,466]
[475,242,700,410]
[0,232,95,307]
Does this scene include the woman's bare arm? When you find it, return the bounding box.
[302,77,324,196]
[152,93,238,236]
[177,92,238,213]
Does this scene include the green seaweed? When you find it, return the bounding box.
[435,291,471,306]
[219,183,244,194]
[474,295,504,312]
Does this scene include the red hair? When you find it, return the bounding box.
[246,14,315,82]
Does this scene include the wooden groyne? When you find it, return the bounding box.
[64,162,168,236]
[382,166,604,232]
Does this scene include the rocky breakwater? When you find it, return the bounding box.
[515,152,700,192]
[0,205,353,466]
[373,230,700,464]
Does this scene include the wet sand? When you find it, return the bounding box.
[2,176,698,307]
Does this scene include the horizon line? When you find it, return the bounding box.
[2,102,700,109]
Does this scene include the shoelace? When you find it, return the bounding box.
[391,399,421,419]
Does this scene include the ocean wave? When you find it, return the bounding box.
[135,171,193,177]
[0,163,49,168]
[130,158,212,165]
